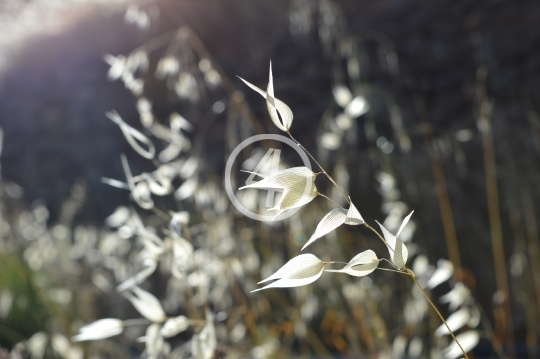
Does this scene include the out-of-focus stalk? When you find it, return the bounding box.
[475,65,515,356]
[414,96,462,271]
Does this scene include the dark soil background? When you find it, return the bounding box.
[1,0,540,356]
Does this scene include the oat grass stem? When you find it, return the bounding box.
[406,267,470,359]
[287,130,470,359]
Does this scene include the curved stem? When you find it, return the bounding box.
[405,267,470,359]
[285,128,468,358]
[377,267,408,275]
[288,129,402,263]
[317,192,345,209]
[284,119,476,359]
[379,258,400,271]
[287,131,351,205]
[364,222,389,248]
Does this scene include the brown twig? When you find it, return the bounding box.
[475,64,515,353]
[413,95,462,271]
[161,0,266,136]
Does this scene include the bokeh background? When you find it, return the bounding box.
[0,0,540,358]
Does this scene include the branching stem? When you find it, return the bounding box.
[376,267,408,275]
[286,129,470,359]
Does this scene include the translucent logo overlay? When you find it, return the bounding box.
[224,134,312,221]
